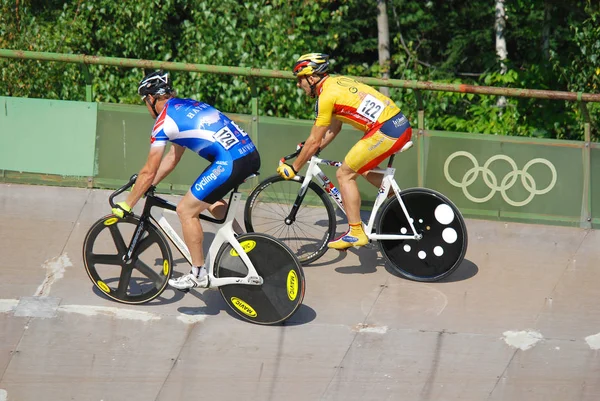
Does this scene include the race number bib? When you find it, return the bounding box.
[357,94,385,122]
[213,126,240,150]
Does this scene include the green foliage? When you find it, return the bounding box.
[385,0,599,140]
[1,0,598,139]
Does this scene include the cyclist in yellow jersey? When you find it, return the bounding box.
[277,53,413,250]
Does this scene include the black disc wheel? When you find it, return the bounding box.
[376,188,468,282]
[82,215,173,304]
[214,233,305,325]
[244,175,336,265]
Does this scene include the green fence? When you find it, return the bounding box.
[423,131,586,225]
[1,50,600,229]
[0,96,97,177]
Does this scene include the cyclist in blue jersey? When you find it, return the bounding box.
[111,70,261,290]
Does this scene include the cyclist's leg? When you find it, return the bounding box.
[359,113,413,190]
[357,117,412,175]
[170,191,213,290]
[362,170,384,188]
[328,162,368,250]
[170,160,236,289]
[176,192,211,268]
[336,164,362,225]
[207,150,261,234]
[207,199,243,234]
[329,123,411,251]
[327,140,374,250]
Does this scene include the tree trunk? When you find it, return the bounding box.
[495,0,507,108]
[377,0,390,96]
[542,1,552,60]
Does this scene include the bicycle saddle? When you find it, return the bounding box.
[243,172,260,182]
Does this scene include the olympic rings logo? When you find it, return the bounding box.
[443,151,557,207]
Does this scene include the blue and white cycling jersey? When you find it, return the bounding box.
[150,98,256,161]
[149,97,260,203]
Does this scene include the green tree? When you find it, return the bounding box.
[1,0,598,139]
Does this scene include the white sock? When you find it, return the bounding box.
[192,266,208,278]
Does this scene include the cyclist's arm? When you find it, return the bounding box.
[152,143,185,186]
[291,94,337,171]
[319,118,343,150]
[292,124,328,172]
[125,146,164,208]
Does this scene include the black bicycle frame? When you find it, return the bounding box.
[109,174,239,262]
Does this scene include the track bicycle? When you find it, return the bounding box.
[244,142,468,282]
[82,174,305,325]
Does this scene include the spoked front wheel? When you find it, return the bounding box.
[244,175,336,265]
[82,215,173,304]
[214,233,305,325]
[376,188,468,282]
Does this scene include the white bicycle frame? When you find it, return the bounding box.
[296,142,422,242]
[149,191,263,287]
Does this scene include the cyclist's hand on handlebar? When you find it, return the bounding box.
[112,201,132,219]
[277,163,297,180]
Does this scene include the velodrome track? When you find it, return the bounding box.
[1,183,599,401]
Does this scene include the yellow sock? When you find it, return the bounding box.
[349,222,364,235]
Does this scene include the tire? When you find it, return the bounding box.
[376,188,468,282]
[82,214,173,304]
[244,174,336,265]
[214,233,305,325]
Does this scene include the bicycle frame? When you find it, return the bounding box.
[124,189,263,288]
[294,155,422,242]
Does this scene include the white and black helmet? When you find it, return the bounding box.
[137,70,174,97]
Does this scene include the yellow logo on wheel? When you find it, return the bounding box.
[97,280,111,293]
[287,270,298,301]
[230,240,257,257]
[163,260,169,275]
[103,217,118,226]
[231,297,257,317]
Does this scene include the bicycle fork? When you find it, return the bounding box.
[124,218,147,263]
[284,176,312,225]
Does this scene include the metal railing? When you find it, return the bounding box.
[2,49,600,228]
[2,48,599,149]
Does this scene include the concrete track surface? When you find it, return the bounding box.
[1,183,599,401]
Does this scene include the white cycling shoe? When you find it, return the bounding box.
[169,272,209,290]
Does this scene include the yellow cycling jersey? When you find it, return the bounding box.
[314,75,401,131]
